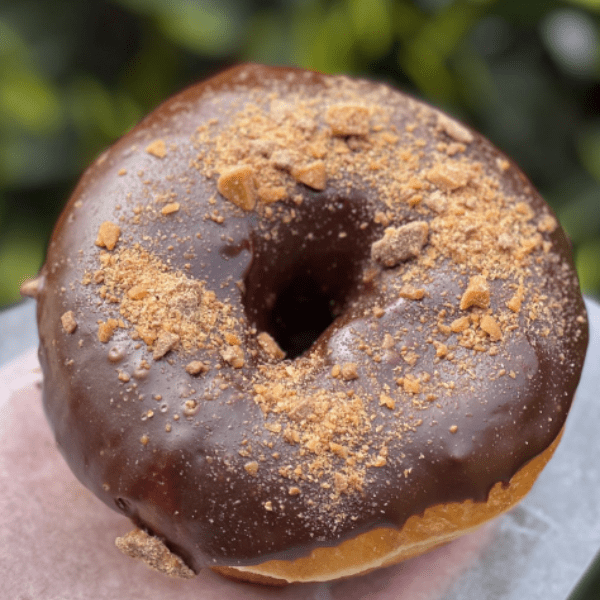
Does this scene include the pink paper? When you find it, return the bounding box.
[0,350,493,599]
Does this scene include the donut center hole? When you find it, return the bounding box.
[266,258,354,359]
[243,198,376,360]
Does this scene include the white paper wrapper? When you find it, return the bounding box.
[1,299,599,599]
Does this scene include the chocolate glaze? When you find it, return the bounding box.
[35,64,588,572]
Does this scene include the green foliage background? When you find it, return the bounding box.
[1,0,599,309]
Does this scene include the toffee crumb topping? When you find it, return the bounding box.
[257,332,286,360]
[93,246,237,356]
[115,529,195,579]
[460,276,491,311]
[217,165,257,211]
[435,112,474,144]
[326,104,371,136]
[98,319,118,343]
[371,222,429,267]
[290,160,327,190]
[145,139,167,158]
[61,310,77,334]
[185,360,208,375]
[153,331,180,360]
[95,221,121,251]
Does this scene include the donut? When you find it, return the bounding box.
[25,64,588,584]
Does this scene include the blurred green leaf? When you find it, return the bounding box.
[0,226,44,307]
[0,19,63,135]
[292,1,357,73]
[290,1,325,68]
[0,132,81,188]
[0,18,29,62]
[412,0,484,59]
[399,39,456,103]
[242,11,288,65]
[347,0,393,58]
[390,1,426,39]
[157,4,239,55]
[565,0,600,12]
[0,70,63,134]
[576,239,600,297]
[67,76,142,162]
[557,182,600,244]
[398,1,484,103]
[492,0,570,23]
[452,44,499,113]
[0,136,28,186]
[114,0,243,55]
[578,124,600,182]
[120,26,181,108]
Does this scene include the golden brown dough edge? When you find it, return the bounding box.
[212,428,563,585]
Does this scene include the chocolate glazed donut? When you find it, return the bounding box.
[27,64,588,584]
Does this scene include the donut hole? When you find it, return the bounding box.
[243,197,377,359]
[266,254,357,358]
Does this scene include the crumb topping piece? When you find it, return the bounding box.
[451,316,470,333]
[538,214,558,233]
[145,139,167,158]
[258,185,287,203]
[436,112,474,144]
[93,246,236,357]
[244,461,259,476]
[371,222,429,267]
[460,275,491,310]
[403,375,421,394]
[340,362,359,380]
[185,360,208,375]
[217,165,257,211]
[61,311,77,334]
[399,285,425,300]
[291,161,327,190]
[115,529,195,579]
[95,221,121,251]
[507,285,525,313]
[257,332,286,360]
[426,161,472,191]
[480,314,502,340]
[326,104,370,136]
[379,393,395,409]
[20,277,41,298]
[127,285,148,300]
[221,344,245,368]
[153,331,180,360]
[98,319,118,343]
[161,202,180,215]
